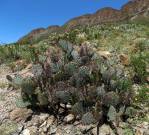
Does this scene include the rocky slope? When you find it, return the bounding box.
[0,60,148,135]
[121,0,149,16]
[18,0,149,44]
[18,26,60,44]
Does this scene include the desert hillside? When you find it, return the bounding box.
[0,0,149,135]
[18,0,149,44]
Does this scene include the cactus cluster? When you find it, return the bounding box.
[7,40,134,127]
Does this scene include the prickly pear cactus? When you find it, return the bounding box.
[78,66,90,78]
[107,105,117,122]
[125,107,137,118]
[71,50,80,60]
[38,55,46,63]
[37,91,49,106]
[102,67,116,84]
[21,77,37,95]
[15,97,31,108]
[50,62,61,73]
[59,40,73,54]
[9,39,134,126]
[103,92,120,107]
[55,90,71,104]
[72,102,84,117]
[81,112,96,125]
[32,64,43,77]
[96,85,106,98]
[64,62,78,76]
[6,74,23,89]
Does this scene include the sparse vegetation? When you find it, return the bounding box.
[0,22,149,134]
[135,85,149,104]
[0,121,18,135]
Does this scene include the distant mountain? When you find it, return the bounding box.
[18,0,149,44]
[18,26,61,44]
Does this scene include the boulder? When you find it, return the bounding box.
[92,124,115,135]
[39,113,49,122]
[97,51,111,59]
[63,114,75,123]
[47,115,55,126]
[119,54,130,66]
[10,108,33,122]
[21,129,30,135]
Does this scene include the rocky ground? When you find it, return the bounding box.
[0,64,148,135]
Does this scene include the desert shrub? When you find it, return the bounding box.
[130,38,148,84]
[131,53,148,83]
[0,44,28,63]
[3,44,22,60]
[135,85,149,104]
[0,42,50,68]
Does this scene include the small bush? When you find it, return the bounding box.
[131,54,148,83]
[135,86,149,103]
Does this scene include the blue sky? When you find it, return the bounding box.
[0,0,129,44]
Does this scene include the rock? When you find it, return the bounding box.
[92,124,115,135]
[10,108,33,122]
[56,125,81,135]
[146,67,149,73]
[39,113,49,122]
[17,125,24,133]
[136,128,144,135]
[63,114,75,123]
[132,84,141,95]
[21,71,34,78]
[60,103,65,108]
[73,121,81,126]
[43,127,48,133]
[60,103,72,109]
[47,115,55,127]
[119,122,128,128]
[135,122,149,135]
[26,116,40,127]
[144,130,149,135]
[21,129,30,135]
[59,107,65,114]
[26,121,34,127]
[40,121,47,128]
[119,54,130,66]
[19,64,33,78]
[49,125,57,134]
[127,118,133,123]
[97,51,111,59]
[78,124,95,134]
[146,76,149,83]
[26,114,53,129]
[66,104,72,109]
[40,132,46,135]
[27,126,38,135]
[142,122,149,129]
[117,128,124,135]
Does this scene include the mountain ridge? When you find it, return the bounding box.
[18,0,149,44]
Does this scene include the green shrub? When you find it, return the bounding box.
[135,86,149,103]
[131,54,147,83]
